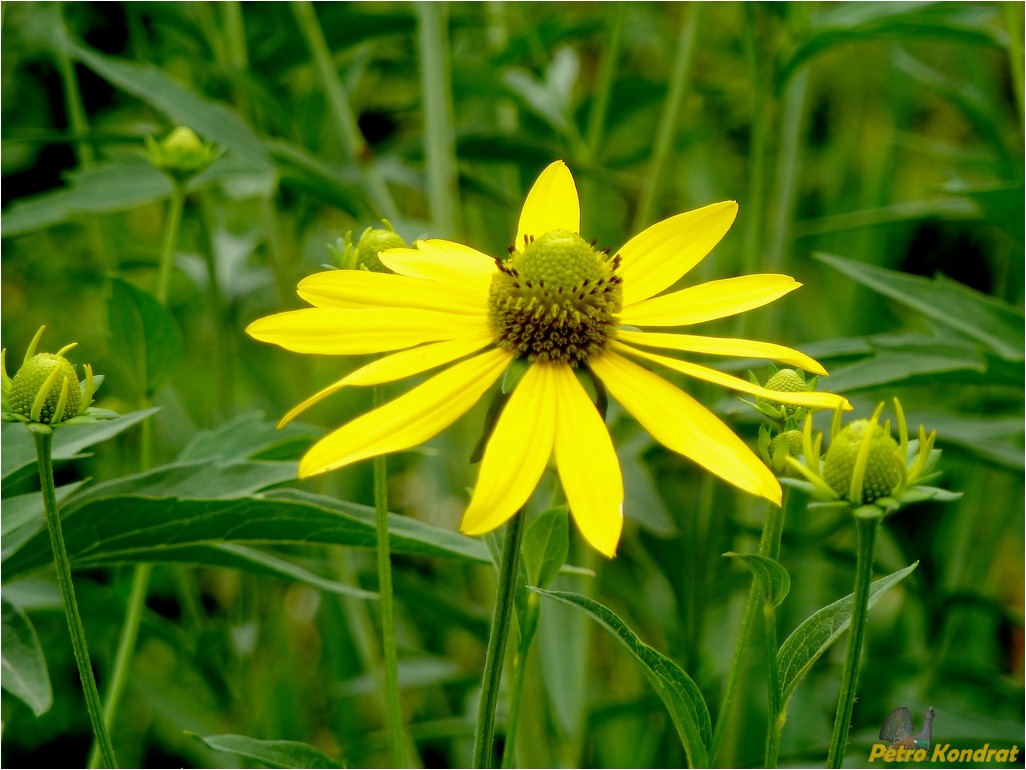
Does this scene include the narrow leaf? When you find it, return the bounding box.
[107,278,183,397]
[535,589,710,768]
[1,595,53,716]
[724,553,791,607]
[522,506,570,589]
[777,561,919,706]
[192,733,342,769]
[815,253,1024,360]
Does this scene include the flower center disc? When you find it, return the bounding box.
[488,230,622,366]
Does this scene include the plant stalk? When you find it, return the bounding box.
[472,509,527,769]
[34,431,119,769]
[155,180,186,306]
[826,511,881,768]
[373,387,408,768]
[500,590,539,769]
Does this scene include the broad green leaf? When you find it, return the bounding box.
[777,561,919,706]
[535,589,710,768]
[2,481,87,559]
[724,553,791,607]
[1,595,53,716]
[2,491,489,581]
[824,337,986,392]
[780,3,1008,86]
[815,253,1024,360]
[908,410,1024,470]
[177,412,317,463]
[1,408,160,483]
[192,734,342,769]
[67,42,272,169]
[522,506,569,589]
[108,278,182,397]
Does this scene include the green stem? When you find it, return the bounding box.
[633,5,700,232]
[472,509,527,769]
[584,3,627,157]
[291,0,398,219]
[710,490,788,765]
[826,512,881,768]
[416,2,461,238]
[499,591,539,769]
[34,431,119,769]
[373,388,408,768]
[156,181,186,305]
[1006,2,1025,134]
[763,586,782,769]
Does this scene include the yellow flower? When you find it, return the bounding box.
[247,162,850,556]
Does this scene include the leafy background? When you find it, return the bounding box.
[1,2,1022,767]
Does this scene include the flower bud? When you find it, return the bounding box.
[763,369,809,418]
[330,221,407,272]
[823,419,903,503]
[145,127,221,181]
[10,353,80,424]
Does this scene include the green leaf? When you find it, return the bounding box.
[191,733,343,769]
[177,412,317,462]
[1,408,160,484]
[522,506,569,589]
[535,589,710,768]
[107,278,183,397]
[777,561,919,706]
[823,335,987,392]
[2,491,490,582]
[780,3,1008,87]
[1,595,53,716]
[2,481,87,559]
[724,553,791,607]
[815,253,1025,360]
[67,42,272,170]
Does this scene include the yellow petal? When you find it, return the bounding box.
[611,341,852,412]
[279,332,496,427]
[590,351,781,504]
[460,363,557,536]
[618,201,738,307]
[516,161,580,247]
[552,366,623,557]
[297,270,486,315]
[299,348,512,477]
[246,307,485,355]
[379,240,495,294]
[616,329,828,376]
[619,274,802,327]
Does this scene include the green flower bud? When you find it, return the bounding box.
[330,220,407,272]
[10,353,80,424]
[145,127,221,182]
[823,419,903,504]
[763,369,808,418]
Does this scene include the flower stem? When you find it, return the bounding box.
[156,180,186,306]
[710,489,789,765]
[499,589,540,769]
[473,508,527,769]
[33,431,119,769]
[373,387,408,768]
[826,511,881,768]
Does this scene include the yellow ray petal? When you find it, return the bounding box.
[516,161,580,247]
[611,341,852,412]
[246,307,485,355]
[379,240,495,294]
[299,348,512,477]
[615,329,828,376]
[618,201,738,307]
[460,363,557,536]
[279,332,496,427]
[590,352,781,504]
[552,366,624,557]
[618,274,802,327]
[297,270,486,315]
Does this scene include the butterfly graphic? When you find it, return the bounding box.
[879,706,936,750]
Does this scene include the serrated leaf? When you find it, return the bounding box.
[724,553,791,607]
[535,589,710,768]
[192,733,342,769]
[1,595,53,716]
[1,408,160,483]
[815,253,1024,360]
[522,506,569,589]
[2,491,490,582]
[777,561,918,706]
[108,278,182,397]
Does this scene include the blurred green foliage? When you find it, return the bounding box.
[2,2,1022,767]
